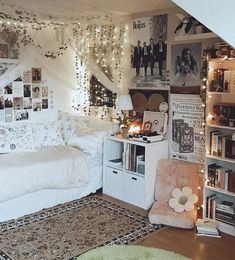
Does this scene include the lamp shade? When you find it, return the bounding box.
[117,94,133,110]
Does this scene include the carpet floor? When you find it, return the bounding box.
[0,195,163,260]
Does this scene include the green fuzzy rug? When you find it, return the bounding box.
[77,245,190,260]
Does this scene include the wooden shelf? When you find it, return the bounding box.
[207,124,235,130]
[207,92,233,95]
[206,185,235,197]
[174,32,218,42]
[209,57,235,63]
[206,154,235,163]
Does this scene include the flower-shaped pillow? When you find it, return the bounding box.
[168,186,198,213]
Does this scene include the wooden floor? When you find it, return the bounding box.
[100,194,235,260]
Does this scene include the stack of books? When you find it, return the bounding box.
[196,218,221,238]
[216,201,235,226]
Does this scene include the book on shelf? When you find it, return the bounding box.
[124,144,145,173]
[223,70,235,93]
[228,171,235,193]
[206,194,216,219]
[136,154,145,175]
[216,215,235,226]
[215,201,235,225]
[207,163,234,191]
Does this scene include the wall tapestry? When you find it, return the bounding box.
[170,42,201,93]
[170,94,204,164]
[130,14,168,88]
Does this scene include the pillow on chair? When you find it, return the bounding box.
[168,186,198,213]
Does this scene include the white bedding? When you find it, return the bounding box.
[85,153,103,168]
[0,145,89,203]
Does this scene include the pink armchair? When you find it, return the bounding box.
[149,159,200,229]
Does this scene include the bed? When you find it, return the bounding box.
[0,145,103,222]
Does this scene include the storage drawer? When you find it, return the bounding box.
[123,173,145,208]
[103,167,123,200]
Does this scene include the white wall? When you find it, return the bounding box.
[172,0,235,47]
[0,27,79,123]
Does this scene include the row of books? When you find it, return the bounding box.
[124,144,145,174]
[207,163,235,193]
[196,218,220,238]
[206,194,235,227]
[210,131,235,159]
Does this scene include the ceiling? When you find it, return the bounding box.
[5,0,176,19]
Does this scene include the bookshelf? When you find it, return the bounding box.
[174,32,218,42]
[204,58,235,236]
[103,136,168,209]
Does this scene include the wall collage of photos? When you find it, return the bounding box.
[0,68,50,122]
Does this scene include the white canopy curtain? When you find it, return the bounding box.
[0,7,132,115]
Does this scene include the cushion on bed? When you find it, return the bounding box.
[0,124,35,153]
[67,127,106,157]
[58,110,89,142]
[32,121,64,149]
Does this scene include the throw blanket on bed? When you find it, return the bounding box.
[0,145,89,203]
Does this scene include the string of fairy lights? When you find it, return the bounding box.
[0,1,131,115]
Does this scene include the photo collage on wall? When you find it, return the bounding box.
[0,68,49,122]
[130,14,168,89]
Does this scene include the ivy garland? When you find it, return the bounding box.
[0,7,68,59]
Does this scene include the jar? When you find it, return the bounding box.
[229,119,235,127]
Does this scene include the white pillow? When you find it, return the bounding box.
[67,127,106,157]
[0,124,35,153]
[58,110,89,142]
[32,121,64,149]
[168,186,198,213]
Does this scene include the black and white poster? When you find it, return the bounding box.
[170,43,201,93]
[131,14,168,88]
[170,94,204,164]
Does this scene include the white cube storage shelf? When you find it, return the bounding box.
[103,136,168,210]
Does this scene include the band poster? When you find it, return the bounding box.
[170,94,205,164]
[130,14,168,88]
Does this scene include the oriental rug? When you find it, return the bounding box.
[0,195,164,260]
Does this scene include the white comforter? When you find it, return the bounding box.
[0,145,89,203]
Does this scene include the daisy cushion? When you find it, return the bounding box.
[168,186,198,213]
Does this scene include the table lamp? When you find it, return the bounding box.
[116,94,133,137]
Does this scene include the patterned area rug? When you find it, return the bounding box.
[0,195,164,260]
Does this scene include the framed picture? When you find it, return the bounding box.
[32,68,42,83]
[170,43,201,93]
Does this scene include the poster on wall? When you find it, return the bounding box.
[130,14,168,88]
[170,43,201,94]
[170,94,204,164]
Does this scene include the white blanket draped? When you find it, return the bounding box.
[0,145,89,203]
